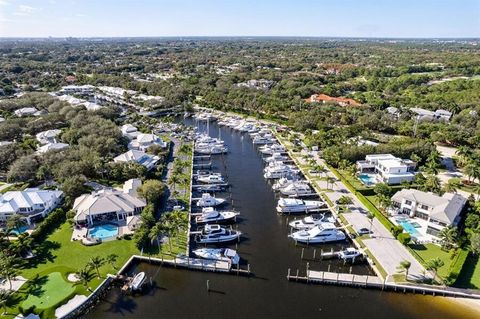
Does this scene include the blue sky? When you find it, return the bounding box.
[0,0,479,37]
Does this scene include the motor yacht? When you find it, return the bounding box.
[195,207,239,224]
[259,144,286,155]
[264,152,289,164]
[194,184,226,192]
[264,163,298,179]
[276,198,325,213]
[289,223,346,244]
[272,176,299,191]
[130,272,146,290]
[195,145,228,155]
[196,193,226,207]
[195,224,241,243]
[192,248,240,265]
[338,248,362,260]
[252,135,275,145]
[289,214,333,230]
[197,174,225,184]
[279,182,314,197]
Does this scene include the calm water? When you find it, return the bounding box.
[87,119,478,319]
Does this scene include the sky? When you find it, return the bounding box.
[0,0,479,38]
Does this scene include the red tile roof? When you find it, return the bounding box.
[305,94,360,106]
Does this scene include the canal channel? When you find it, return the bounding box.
[87,118,478,319]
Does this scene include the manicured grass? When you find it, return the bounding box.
[408,243,454,278]
[22,272,75,310]
[455,254,480,289]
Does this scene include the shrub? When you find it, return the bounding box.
[398,232,411,245]
[392,225,404,238]
[30,208,66,242]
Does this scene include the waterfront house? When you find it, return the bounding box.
[0,188,64,225]
[356,154,416,185]
[72,188,146,226]
[391,189,466,237]
[305,93,360,107]
[113,149,160,170]
[128,133,167,151]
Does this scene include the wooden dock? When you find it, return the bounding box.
[287,269,480,299]
[193,162,212,169]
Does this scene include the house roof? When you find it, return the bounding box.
[0,189,63,214]
[305,94,360,106]
[36,142,69,154]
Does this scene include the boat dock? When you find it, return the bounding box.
[286,269,480,299]
[192,183,229,189]
[193,162,212,169]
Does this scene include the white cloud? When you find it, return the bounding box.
[0,0,10,6]
[13,4,38,16]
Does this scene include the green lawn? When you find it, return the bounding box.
[22,272,75,310]
[408,243,454,278]
[455,254,480,289]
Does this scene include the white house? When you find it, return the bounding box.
[0,188,64,225]
[121,124,139,140]
[122,178,143,197]
[14,107,38,117]
[391,189,466,237]
[36,142,69,154]
[60,85,95,95]
[128,133,167,151]
[356,154,416,185]
[72,188,146,226]
[36,129,62,145]
[410,107,452,122]
[114,149,159,170]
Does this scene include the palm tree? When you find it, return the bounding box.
[397,260,412,280]
[427,150,442,167]
[463,161,480,183]
[455,146,473,167]
[473,183,480,201]
[6,215,26,234]
[426,257,445,283]
[149,222,164,250]
[76,267,93,292]
[105,254,118,270]
[0,289,12,315]
[87,256,105,278]
[443,178,460,194]
[0,254,18,290]
[169,174,180,193]
[326,177,335,190]
[367,212,375,233]
[424,161,439,175]
[378,195,392,212]
[13,233,33,257]
[438,226,458,250]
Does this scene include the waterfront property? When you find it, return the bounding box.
[0,188,64,225]
[72,186,146,226]
[389,189,466,241]
[128,133,168,151]
[113,149,160,170]
[356,154,416,185]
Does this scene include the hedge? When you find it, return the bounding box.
[30,207,67,242]
[445,248,469,285]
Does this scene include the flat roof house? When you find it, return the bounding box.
[60,85,95,95]
[121,124,139,140]
[356,154,416,185]
[73,188,146,226]
[14,107,38,117]
[36,142,69,154]
[36,129,62,145]
[391,189,466,238]
[0,188,64,225]
[114,149,160,170]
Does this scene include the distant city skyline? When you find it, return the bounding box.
[0,0,479,38]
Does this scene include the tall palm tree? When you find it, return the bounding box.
[0,289,12,315]
[149,222,164,250]
[367,212,375,233]
[87,256,105,278]
[6,215,26,234]
[443,178,460,194]
[455,146,473,167]
[438,226,458,250]
[397,260,412,280]
[426,257,445,283]
[0,254,18,290]
[105,254,118,270]
[76,268,93,292]
[463,161,480,183]
[326,177,335,190]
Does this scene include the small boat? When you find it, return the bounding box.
[276,198,325,214]
[338,248,362,260]
[130,272,146,290]
[195,224,241,243]
[289,214,326,230]
[289,223,346,244]
[196,193,226,207]
[195,207,240,224]
[193,248,240,265]
[195,184,226,192]
[197,174,225,184]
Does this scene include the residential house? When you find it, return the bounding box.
[72,188,146,226]
[391,189,466,237]
[0,188,64,225]
[121,124,139,140]
[386,106,400,117]
[122,178,142,197]
[60,85,95,95]
[236,79,274,90]
[14,107,38,117]
[305,94,360,107]
[36,142,69,154]
[356,154,416,184]
[128,133,167,151]
[410,108,452,122]
[114,149,160,170]
[36,129,62,145]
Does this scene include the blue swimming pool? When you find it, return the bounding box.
[396,219,421,238]
[358,173,377,186]
[88,224,119,240]
[9,225,29,236]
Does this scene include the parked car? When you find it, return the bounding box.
[356,227,372,235]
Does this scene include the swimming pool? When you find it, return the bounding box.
[88,224,119,240]
[396,219,421,238]
[9,225,29,236]
[358,174,377,186]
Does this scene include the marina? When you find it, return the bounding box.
[86,114,479,319]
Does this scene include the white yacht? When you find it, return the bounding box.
[252,135,275,145]
[264,163,298,179]
[197,174,225,184]
[338,248,362,260]
[130,272,146,290]
[279,182,314,197]
[195,207,240,224]
[192,248,240,265]
[196,193,226,207]
[195,224,242,243]
[195,145,228,155]
[264,152,289,164]
[272,177,299,191]
[276,198,325,213]
[259,144,286,155]
[289,223,346,244]
[289,214,333,230]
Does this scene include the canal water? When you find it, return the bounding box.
[87,119,478,319]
